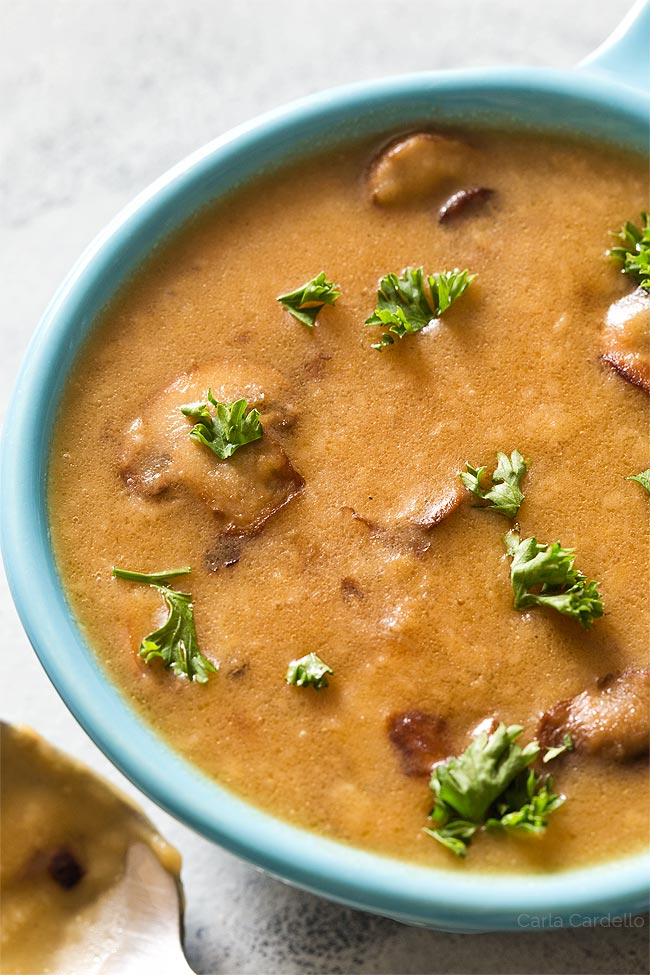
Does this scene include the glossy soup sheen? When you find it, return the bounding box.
[49,130,649,873]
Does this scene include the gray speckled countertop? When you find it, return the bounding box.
[2,2,648,973]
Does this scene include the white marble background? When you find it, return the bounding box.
[1,2,647,973]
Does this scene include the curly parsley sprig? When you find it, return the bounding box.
[460,450,528,519]
[609,210,650,291]
[425,723,564,857]
[112,566,217,683]
[485,770,564,835]
[277,272,341,328]
[286,652,333,690]
[366,266,476,350]
[181,393,262,460]
[610,212,650,290]
[505,531,603,629]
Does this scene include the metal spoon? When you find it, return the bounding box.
[58,842,195,975]
[0,723,195,974]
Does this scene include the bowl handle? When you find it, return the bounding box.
[577,0,649,92]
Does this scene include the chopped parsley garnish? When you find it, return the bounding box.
[460,450,527,519]
[365,266,476,350]
[425,723,563,857]
[286,652,333,690]
[112,567,216,683]
[505,531,604,630]
[627,469,650,495]
[543,733,574,764]
[277,272,341,328]
[485,771,564,835]
[431,724,539,824]
[181,393,262,460]
[610,212,650,290]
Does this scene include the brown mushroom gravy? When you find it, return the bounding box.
[48,129,649,872]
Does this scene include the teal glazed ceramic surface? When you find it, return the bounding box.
[2,1,649,932]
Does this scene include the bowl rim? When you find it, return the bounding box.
[2,65,649,930]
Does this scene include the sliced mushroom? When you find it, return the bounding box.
[439,187,495,225]
[387,710,450,776]
[367,132,473,207]
[601,286,650,393]
[343,488,464,556]
[120,446,172,498]
[537,669,650,762]
[120,362,304,537]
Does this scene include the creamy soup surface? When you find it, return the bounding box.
[49,130,650,873]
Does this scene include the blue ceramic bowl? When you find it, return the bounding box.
[2,3,649,931]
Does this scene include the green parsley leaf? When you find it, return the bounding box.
[141,586,217,683]
[486,770,565,834]
[113,568,216,683]
[431,724,539,823]
[460,449,527,519]
[277,272,341,328]
[423,820,478,858]
[505,531,604,630]
[365,266,476,350]
[610,213,650,290]
[112,566,191,584]
[543,733,574,764]
[286,652,333,690]
[427,723,562,857]
[181,393,262,460]
[627,470,650,495]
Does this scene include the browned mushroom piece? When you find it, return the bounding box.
[367,132,473,207]
[438,187,495,225]
[537,669,650,762]
[119,362,304,540]
[120,448,172,498]
[343,487,464,556]
[601,286,650,393]
[387,711,451,777]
